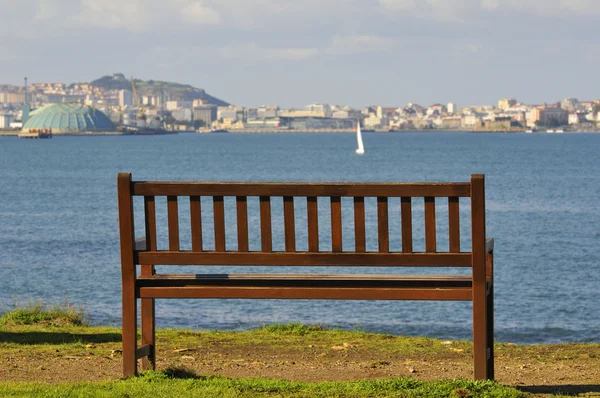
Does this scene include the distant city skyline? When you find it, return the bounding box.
[1,0,599,108]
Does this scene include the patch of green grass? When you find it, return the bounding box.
[150,324,465,358]
[254,323,326,335]
[0,372,525,398]
[0,301,87,327]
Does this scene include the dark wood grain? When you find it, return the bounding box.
[213,196,226,252]
[139,286,472,301]
[307,197,319,252]
[117,173,137,377]
[138,251,472,267]
[144,196,157,252]
[377,197,389,253]
[260,196,272,252]
[167,196,179,251]
[133,182,471,198]
[470,174,491,380]
[424,196,436,253]
[401,197,413,253]
[331,196,342,252]
[236,196,249,252]
[190,196,202,252]
[283,196,296,252]
[141,196,156,370]
[449,197,460,253]
[354,197,366,252]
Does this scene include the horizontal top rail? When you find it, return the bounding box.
[131,181,472,198]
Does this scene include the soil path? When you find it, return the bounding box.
[1,335,599,397]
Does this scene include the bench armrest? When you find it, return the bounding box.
[485,238,494,253]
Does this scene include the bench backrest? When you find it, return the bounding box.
[118,173,486,271]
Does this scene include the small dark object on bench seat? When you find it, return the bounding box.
[118,173,494,379]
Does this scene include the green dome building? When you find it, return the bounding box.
[22,103,115,134]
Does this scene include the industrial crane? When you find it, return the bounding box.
[130,76,146,120]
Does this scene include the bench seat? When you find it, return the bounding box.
[136,274,482,300]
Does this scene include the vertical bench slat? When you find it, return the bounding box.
[331,196,342,252]
[190,196,202,252]
[141,196,156,370]
[213,196,226,252]
[144,196,158,252]
[449,197,460,253]
[401,197,413,253]
[167,196,179,251]
[425,196,436,252]
[354,197,366,252]
[236,196,249,252]
[283,196,296,252]
[307,197,319,252]
[260,196,272,252]
[377,197,389,253]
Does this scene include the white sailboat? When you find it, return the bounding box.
[355,123,365,155]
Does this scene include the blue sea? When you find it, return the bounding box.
[1,132,598,344]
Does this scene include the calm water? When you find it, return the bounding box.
[1,132,599,344]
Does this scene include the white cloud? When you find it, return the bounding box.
[213,34,404,64]
[70,0,155,32]
[171,0,222,25]
[218,42,319,61]
[326,35,402,55]
[46,0,222,32]
[34,0,60,21]
[380,0,600,19]
[267,48,320,61]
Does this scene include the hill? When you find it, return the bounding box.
[75,73,230,106]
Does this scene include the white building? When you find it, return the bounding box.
[166,101,192,111]
[142,95,162,107]
[217,106,245,120]
[461,115,479,128]
[363,114,387,129]
[257,106,278,119]
[333,109,361,119]
[119,90,133,107]
[172,108,193,122]
[306,104,332,118]
[0,113,15,128]
[447,102,458,114]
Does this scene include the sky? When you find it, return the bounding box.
[0,0,598,109]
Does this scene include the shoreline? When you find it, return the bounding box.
[2,129,600,137]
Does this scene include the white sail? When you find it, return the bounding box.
[355,123,365,155]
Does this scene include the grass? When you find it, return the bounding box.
[0,305,598,397]
[0,370,525,398]
[254,323,327,335]
[0,301,87,327]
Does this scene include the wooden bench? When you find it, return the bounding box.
[117,173,494,379]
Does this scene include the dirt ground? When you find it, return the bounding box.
[1,333,599,397]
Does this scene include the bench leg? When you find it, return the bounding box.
[472,281,491,379]
[486,281,494,379]
[472,297,488,379]
[141,297,156,371]
[486,251,494,379]
[473,252,494,380]
[122,291,137,378]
